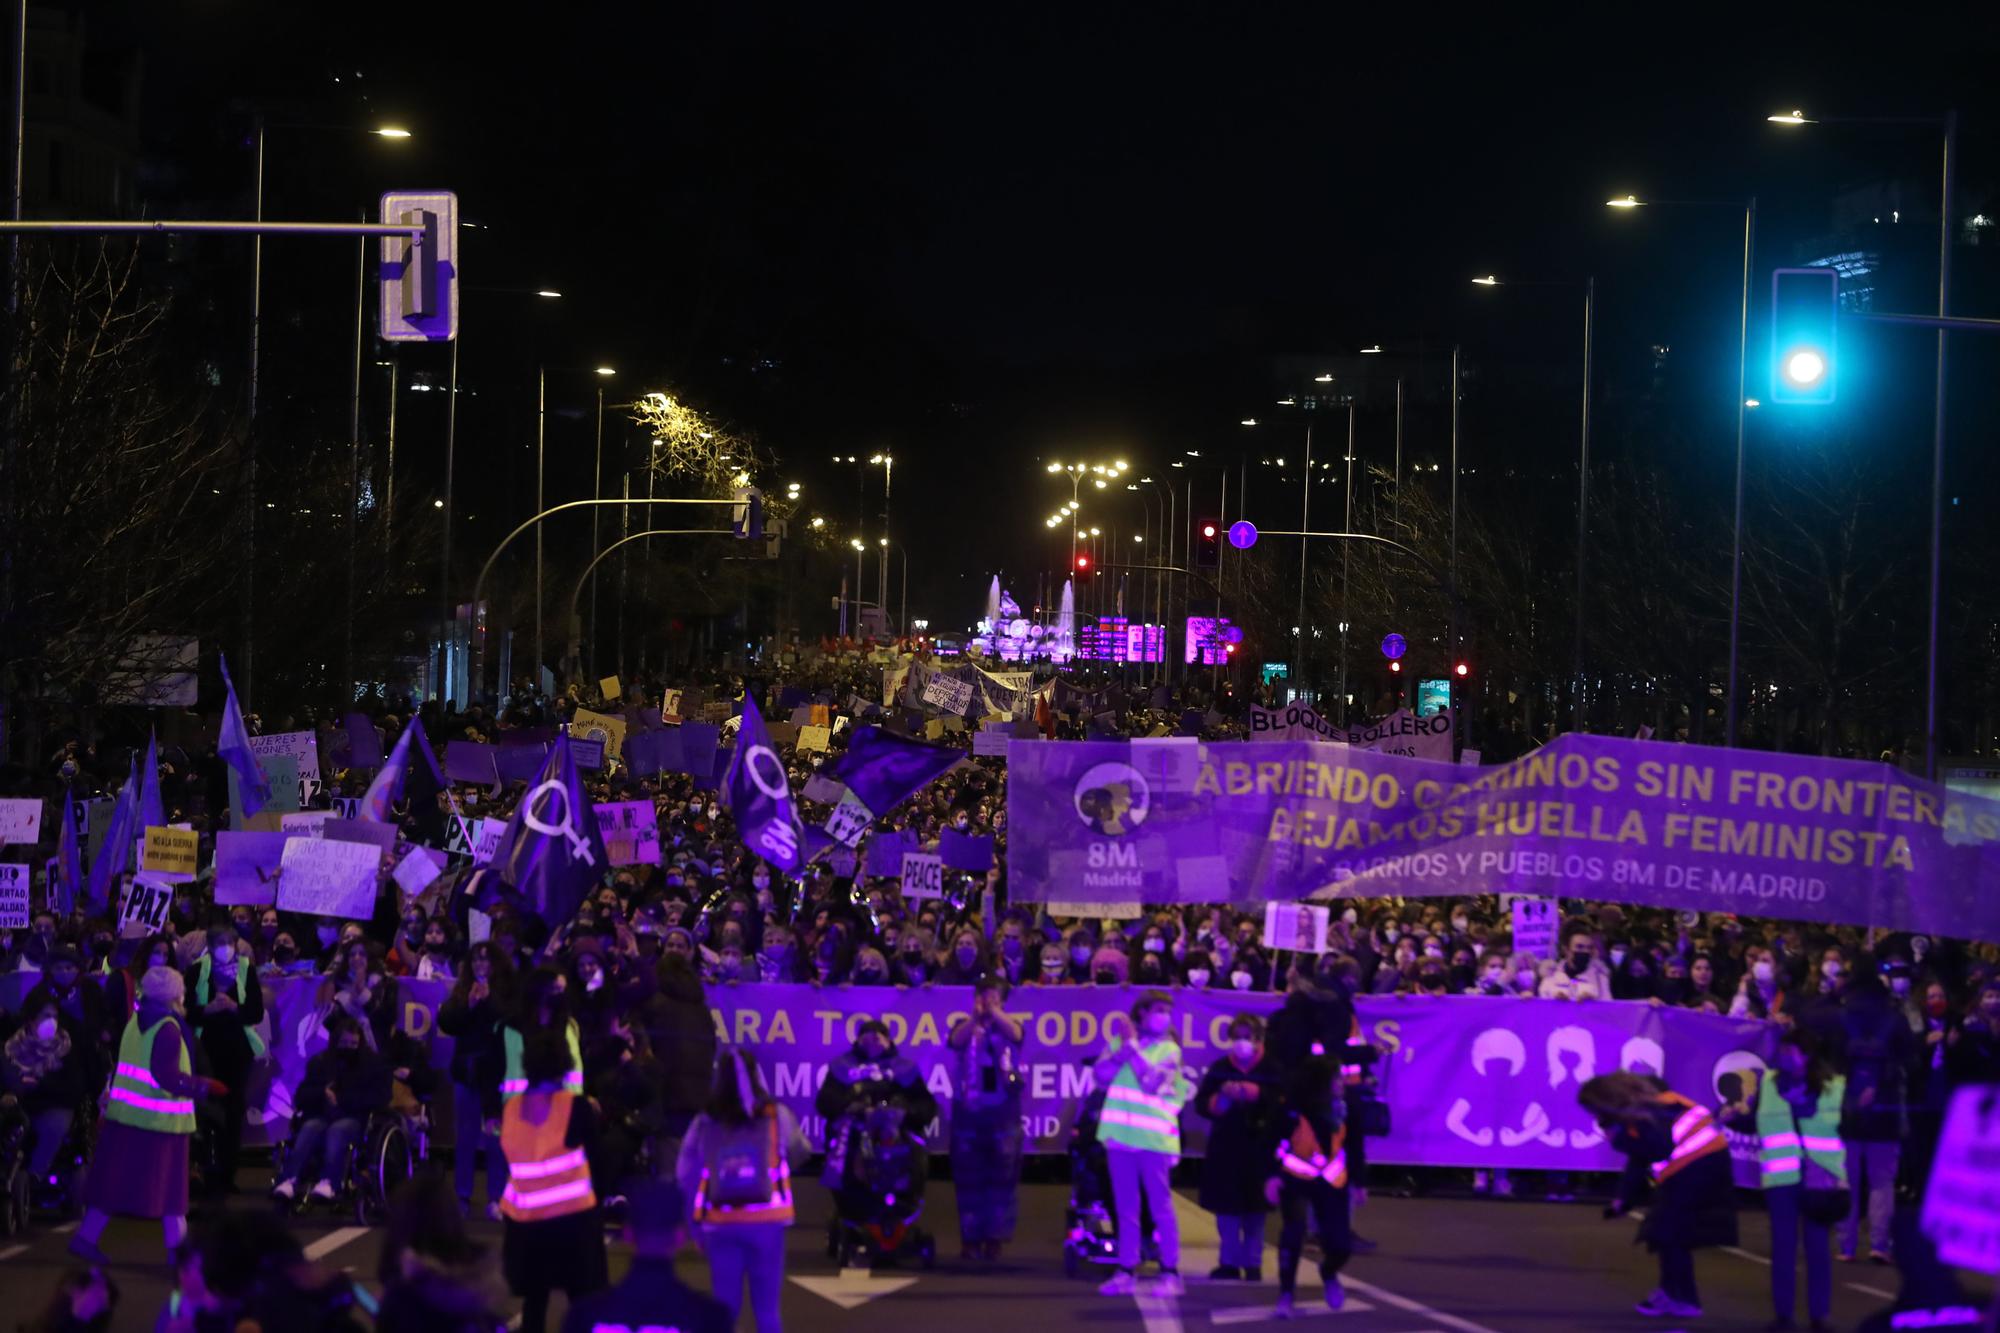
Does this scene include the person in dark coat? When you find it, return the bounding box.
[436,942,516,1218]
[636,953,714,1168]
[273,1014,393,1204]
[1195,1013,1283,1281]
[1838,970,1920,1262]
[1581,1071,1738,1320]
[559,1180,730,1333]
[183,927,265,1196]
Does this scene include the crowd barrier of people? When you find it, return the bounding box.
[2,656,1998,1330]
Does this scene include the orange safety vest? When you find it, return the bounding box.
[1649,1091,1728,1186]
[692,1111,796,1226]
[1276,1115,1349,1188]
[498,1090,596,1222]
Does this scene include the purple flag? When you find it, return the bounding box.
[493,730,611,928]
[358,721,417,822]
[723,696,802,874]
[345,713,384,768]
[940,827,994,873]
[824,726,963,817]
[138,731,164,832]
[84,758,138,914]
[56,788,82,916]
[217,653,270,816]
[674,723,718,777]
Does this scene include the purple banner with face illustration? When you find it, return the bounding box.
[1005,735,2000,938]
[1355,995,1775,1181]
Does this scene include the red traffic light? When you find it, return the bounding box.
[1389,660,1402,673]
[1202,523,1217,538]
[1075,555,1090,570]
[1454,661,1470,677]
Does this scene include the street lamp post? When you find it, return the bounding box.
[1470,273,1596,732]
[245,119,409,705]
[1607,194,1755,747]
[533,364,616,687]
[1769,110,1956,775]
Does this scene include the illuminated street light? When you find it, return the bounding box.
[811,517,825,529]
[1605,194,1644,208]
[1240,418,1257,427]
[1767,109,1814,125]
[374,126,412,138]
[1359,345,1384,354]
[1471,274,1499,286]
[535,289,562,299]
[850,538,864,551]
[1313,374,1333,382]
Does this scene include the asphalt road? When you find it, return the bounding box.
[0,1165,1987,1331]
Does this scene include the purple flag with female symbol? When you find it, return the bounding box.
[824,726,963,816]
[724,695,802,874]
[492,731,610,927]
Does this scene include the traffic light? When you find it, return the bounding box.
[732,485,764,539]
[1454,661,1470,678]
[1770,267,1838,405]
[1193,518,1220,570]
[1389,660,1402,674]
[1074,554,1091,575]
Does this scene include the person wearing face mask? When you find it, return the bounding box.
[1611,946,1660,1002]
[936,929,988,986]
[3,998,87,1192]
[1181,949,1216,991]
[1089,945,1131,987]
[272,1013,393,1206]
[502,967,585,1103]
[893,935,933,987]
[1943,980,2000,1099]
[1065,931,1098,985]
[639,950,716,1177]
[1196,1015,1280,1282]
[1094,992,1191,1298]
[70,967,223,1266]
[1732,950,1789,1022]
[183,926,265,1198]
[1510,952,1546,996]
[439,943,519,1220]
[1582,1068,1738,1322]
[849,947,891,985]
[23,945,106,1085]
[1834,961,1920,1265]
[1470,953,1511,996]
[1030,943,1070,987]
[948,978,1026,1261]
[1720,1028,1847,1332]
[1540,929,1610,1000]
[1264,1056,1358,1316]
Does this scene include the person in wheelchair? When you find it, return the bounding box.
[272,1014,392,1205]
[3,993,89,1195]
[815,1021,936,1228]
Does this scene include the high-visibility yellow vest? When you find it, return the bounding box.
[1276,1115,1348,1187]
[105,1016,196,1135]
[501,1021,585,1101]
[1754,1071,1848,1190]
[1096,1038,1190,1156]
[192,955,266,1059]
[498,1090,596,1222]
[1650,1091,1728,1185]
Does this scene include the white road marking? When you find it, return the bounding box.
[1723,1245,1773,1266]
[0,1243,30,1261]
[1208,1297,1381,1323]
[788,1273,918,1309]
[1846,1282,1895,1299]
[51,1222,77,1234]
[1340,1277,1509,1333]
[302,1226,370,1261]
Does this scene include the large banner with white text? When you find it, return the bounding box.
[1005,734,2000,938]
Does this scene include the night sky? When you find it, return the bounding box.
[94,3,2000,626]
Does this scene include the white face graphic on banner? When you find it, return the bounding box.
[1444,1024,1669,1152]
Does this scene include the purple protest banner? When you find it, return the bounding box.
[693,984,1774,1166]
[444,740,499,785]
[1005,734,2000,937]
[1355,996,1775,1183]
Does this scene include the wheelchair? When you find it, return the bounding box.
[0,1095,91,1234]
[271,1095,432,1226]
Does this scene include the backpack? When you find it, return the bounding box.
[704,1109,781,1208]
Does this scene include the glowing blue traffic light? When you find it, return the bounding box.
[1769,267,1838,405]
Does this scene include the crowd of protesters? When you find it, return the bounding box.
[1,653,1998,1329]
